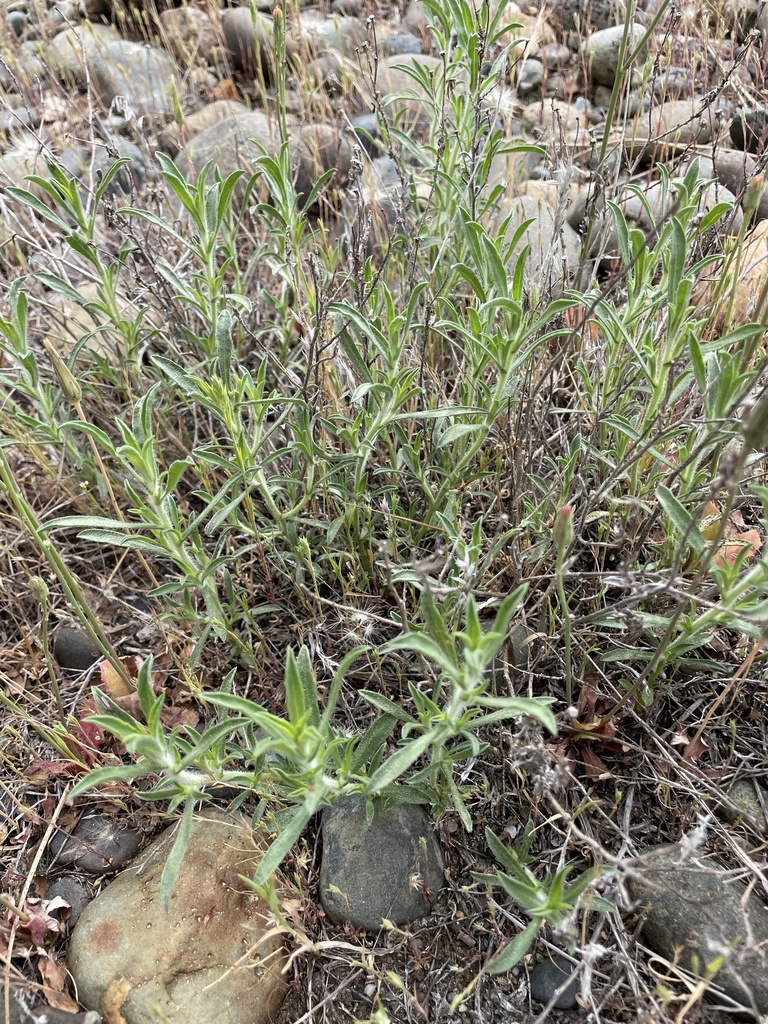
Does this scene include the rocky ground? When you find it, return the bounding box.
[3,0,768,1021]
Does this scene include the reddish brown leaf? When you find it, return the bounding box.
[580,743,613,780]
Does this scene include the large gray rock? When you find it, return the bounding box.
[377,54,448,136]
[583,22,646,87]
[320,795,444,931]
[177,110,352,203]
[548,0,628,32]
[487,187,581,298]
[159,6,221,66]
[68,810,287,1024]
[628,843,768,1014]
[91,40,178,116]
[46,23,119,88]
[624,100,716,162]
[221,8,276,78]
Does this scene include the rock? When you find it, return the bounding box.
[718,0,762,37]
[403,0,429,40]
[221,8,276,78]
[540,42,571,69]
[91,40,178,117]
[719,779,768,836]
[730,108,768,154]
[652,65,693,100]
[46,23,119,89]
[294,12,369,59]
[331,0,364,13]
[46,874,94,929]
[46,280,158,364]
[6,11,26,36]
[160,99,247,157]
[686,150,768,222]
[376,54,465,136]
[529,951,579,1009]
[549,0,628,32]
[68,810,287,1024]
[695,218,768,327]
[49,814,142,874]
[97,144,146,196]
[516,58,544,95]
[320,795,444,930]
[379,32,423,57]
[625,99,717,163]
[583,22,646,87]
[628,843,768,1014]
[52,627,100,670]
[488,187,581,297]
[521,98,586,134]
[178,111,351,205]
[159,7,221,66]
[24,1008,101,1024]
[353,113,384,157]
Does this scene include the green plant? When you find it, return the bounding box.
[474,823,615,973]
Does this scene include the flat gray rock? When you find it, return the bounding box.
[68,810,287,1024]
[320,795,444,931]
[628,843,768,1014]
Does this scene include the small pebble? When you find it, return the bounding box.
[46,874,94,928]
[353,113,384,157]
[529,952,579,1009]
[52,627,100,670]
[516,58,544,95]
[49,814,142,874]
[6,11,26,35]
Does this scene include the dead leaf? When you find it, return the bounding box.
[102,977,132,1024]
[100,657,141,698]
[683,732,709,762]
[580,744,612,780]
[38,954,80,1011]
[24,898,63,946]
[714,528,762,569]
[697,501,762,568]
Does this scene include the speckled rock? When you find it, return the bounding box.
[159,99,248,156]
[628,843,768,1014]
[730,107,768,154]
[46,280,158,364]
[221,8,276,77]
[377,54,446,135]
[320,795,444,931]
[685,150,768,222]
[719,779,768,836]
[68,810,287,1024]
[488,188,581,297]
[46,875,95,929]
[516,58,544,95]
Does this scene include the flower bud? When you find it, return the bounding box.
[29,575,49,605]
[553,503,574,552]
[44,339,82,404]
